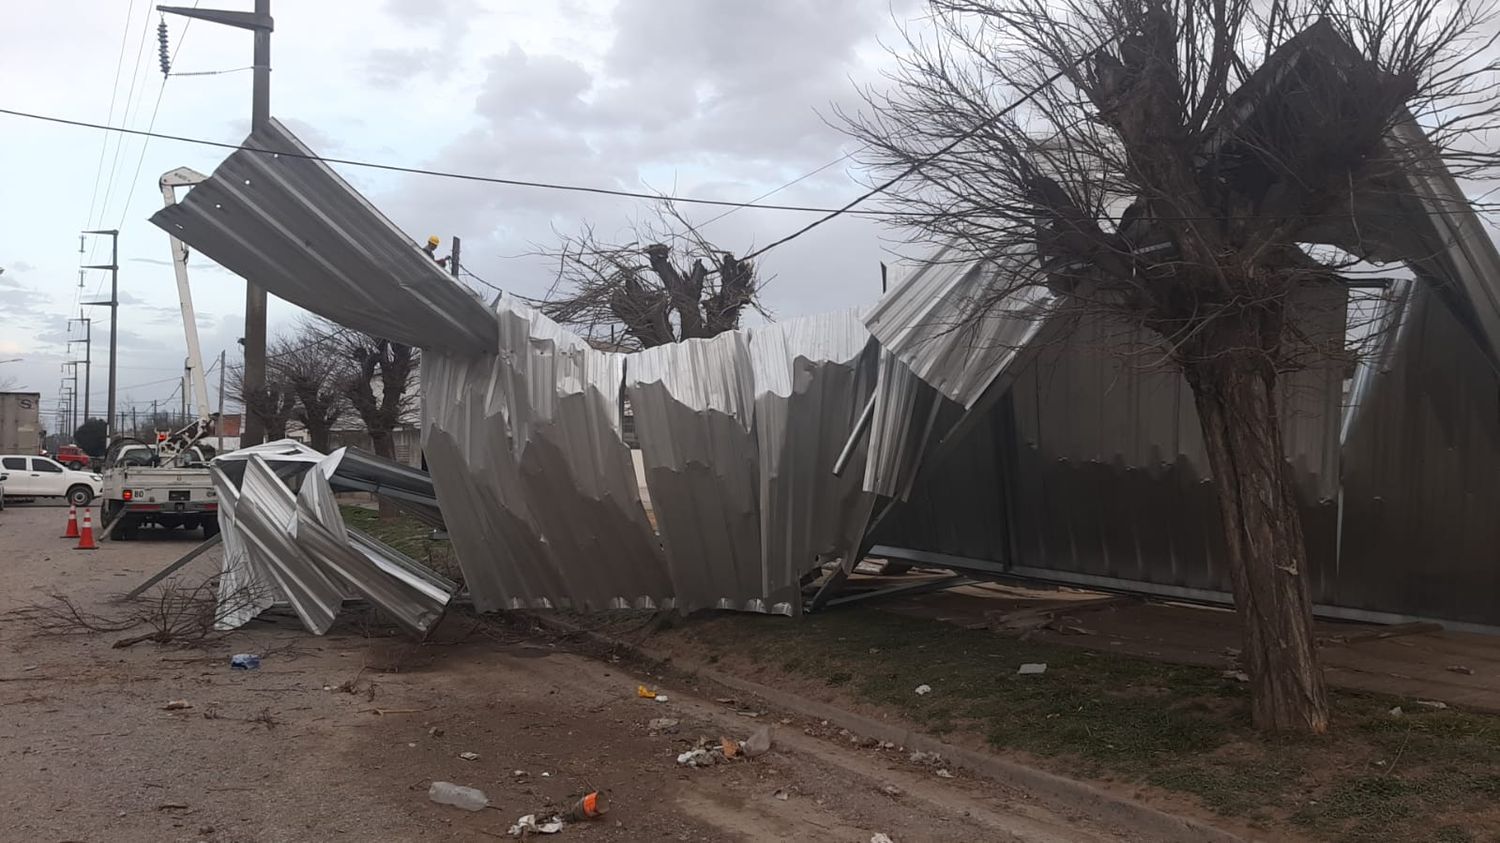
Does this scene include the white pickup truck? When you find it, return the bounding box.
[0,454,102,507]
[101,444,219,539]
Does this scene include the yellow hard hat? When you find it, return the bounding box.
[427,235,441,247]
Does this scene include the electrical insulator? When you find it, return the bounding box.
[158,18,171,77]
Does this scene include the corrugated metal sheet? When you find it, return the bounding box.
[749,311,879,602]
[211,450,457,637]
[421,297,673,613]
[148,118,495,355]
[1336,283,1500,625]
[864,245,1052,408]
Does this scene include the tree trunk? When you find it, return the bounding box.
[370,429,398,520]
[1183,326,1330,734]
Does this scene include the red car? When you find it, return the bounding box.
[54,444,93,471]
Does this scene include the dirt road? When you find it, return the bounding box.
[0,503,1137,842]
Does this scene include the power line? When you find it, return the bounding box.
[82,0,141,245]
[0,107,902,219]
[9,105,1483,235]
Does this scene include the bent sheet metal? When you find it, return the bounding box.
[210,450,457,637]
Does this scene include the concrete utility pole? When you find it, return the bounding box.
[67,317,91,422]
[159,0,273,446]
[62,362,80,435]
[81,229,119,441]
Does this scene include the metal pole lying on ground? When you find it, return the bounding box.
[119,533,224,600]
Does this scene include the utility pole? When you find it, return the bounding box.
[61,362,80,436]
[67,316,91,422]
[217,348,226,453]
[450,236,461,279]
[81,228,119,442]
[131,406,138,438]
[160,0,273,446]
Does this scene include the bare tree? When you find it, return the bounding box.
[227,360,297,442]
[272,323,348,452]
[532,200,765,350]
[841,0,1499,732]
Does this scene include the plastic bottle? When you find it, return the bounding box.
[428,781,489,812]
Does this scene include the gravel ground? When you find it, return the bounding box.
[0,503,1130,843]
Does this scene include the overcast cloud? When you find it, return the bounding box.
[0,0,924,429]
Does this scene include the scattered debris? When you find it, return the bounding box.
[230,653,261,670]
[1389,706,1404,717]
[428,781,489,812]
[1222,670,1250,683]
[881,784,904,798]
[677,749,716,767]
[648,717,680,734]
[936,768,955,779]
[513,770,528,778]
[429,726,445,737]
[1055,623,1096,636]
[163,700,192,711]
[1415,700,1448,710]
[743,725,772,758]
[773,789,789,801]
[714,697,736,705]
[1446,665,1475,675]
[909,750,942,766]
[458,751,480,761]
[914,684,932,696]
[721,736,742,759]
[872,834,895,843]
[561,791,609,822]
[157,802,190,811]
[1017,663,1047,675]
[508,814,564,836]
[636,685,658,700]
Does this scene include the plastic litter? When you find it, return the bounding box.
[936,768,955,779]
[561,791,609,821]
[508,814,564,836]
[914,684,932,696]
[1415,700,1448,710]
[428,781,488,812]
[636,685,657,699]
[230,654,261,670]
[872,834,895,843]
[163,700,192,711]
[908,750,942,765]
[1017,663,1047,675]
[742,725,772,758]
[458,751,480,761]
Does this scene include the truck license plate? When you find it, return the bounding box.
[169,490,191,502]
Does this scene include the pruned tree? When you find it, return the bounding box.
[228,361,297,442]
[840,0,1499,732]
[532,200,765,350]
[74,418,108,457]
[270,323,348,452]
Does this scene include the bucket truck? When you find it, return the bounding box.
[101,167,222,539]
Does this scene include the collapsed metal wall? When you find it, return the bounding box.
[1337,283,1500,626]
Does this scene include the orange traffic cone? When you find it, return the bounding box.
[74,509,99,551]
[61,505,80,539]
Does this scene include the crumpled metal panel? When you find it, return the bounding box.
[210,466,280,630]
[627,330,762,610]
[862,351,946,501]
[148,119,496,356]
[212,450,457,637]
[864,246,1052,409]
[749,310,880,610]
[234,455,345,634]
[421,297,673,613]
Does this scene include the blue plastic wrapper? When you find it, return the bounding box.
[230,653,261,670]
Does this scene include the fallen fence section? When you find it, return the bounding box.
[209,446,458,638]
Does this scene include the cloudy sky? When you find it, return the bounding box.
[1,0,921,430]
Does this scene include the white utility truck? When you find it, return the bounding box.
[100,167,222,539]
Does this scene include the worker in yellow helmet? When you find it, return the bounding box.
[422,235,449,267]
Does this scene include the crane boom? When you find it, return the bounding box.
[156,166,218,463]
